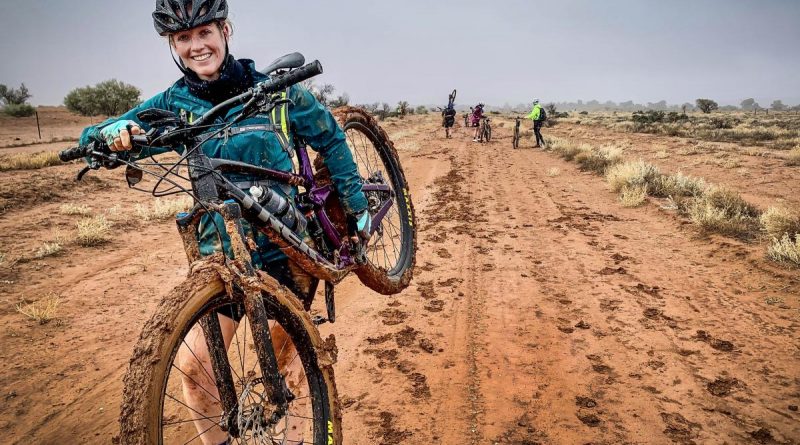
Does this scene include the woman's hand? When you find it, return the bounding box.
[100,120,145,151]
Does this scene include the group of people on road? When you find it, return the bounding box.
[441,94,547,147]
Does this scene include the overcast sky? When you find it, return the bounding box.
[2,0,799,107]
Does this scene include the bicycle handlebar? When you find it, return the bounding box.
[59,142,96,162]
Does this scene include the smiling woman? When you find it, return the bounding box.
[75,1,374,444]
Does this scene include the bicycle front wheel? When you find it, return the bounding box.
[119,264,341,445]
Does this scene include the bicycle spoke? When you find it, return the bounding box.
[180,339,221,389]
[170,363,221,404]
[182,421,219,445]
[164,393,222,425]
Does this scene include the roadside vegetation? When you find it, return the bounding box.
[544,135,798,266]
[562,110,800,151]
[0,151,61,171]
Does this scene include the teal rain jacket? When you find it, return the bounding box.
[79,60,367,267]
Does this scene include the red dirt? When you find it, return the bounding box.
[0,111,798,444]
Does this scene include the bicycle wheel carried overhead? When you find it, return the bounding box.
[336,107,417,295]
[120,272,340,444]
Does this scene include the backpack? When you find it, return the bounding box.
[537,107,547,121]
[444,106,456,117]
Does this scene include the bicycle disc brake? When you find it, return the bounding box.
[237,376,293,443]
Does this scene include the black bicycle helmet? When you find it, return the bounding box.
[153,0,229,36]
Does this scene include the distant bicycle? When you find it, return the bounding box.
[478,117,492,143]
[512,116,521,149]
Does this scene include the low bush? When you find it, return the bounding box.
[619,185,648,207]
[575,145,623,174]
[2,103,36,117]
[651,172,707,199]
[760,207,800,240]
[766,234,800,267]
[786,148,800,166]
[605,160,661,193]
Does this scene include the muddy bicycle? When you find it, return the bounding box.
[512,116,522,149]
[60,54,416,445]
[478,116,492,143]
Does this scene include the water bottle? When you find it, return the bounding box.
[249,185,308,234]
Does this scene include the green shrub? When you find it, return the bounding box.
[2,103,36,117]
[64,79,141,116]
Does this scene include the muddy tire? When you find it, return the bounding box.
[332,107,417,295]
[119,261,341,445]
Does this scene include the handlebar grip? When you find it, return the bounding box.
[59,145,90,162]
[261,60,323,94]
[131,135,149,146]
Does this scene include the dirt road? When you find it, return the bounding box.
[1,114,798,444]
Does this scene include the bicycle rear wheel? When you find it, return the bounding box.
[334,107,417,295]
[120,265,340,445]
[485,124,492,142]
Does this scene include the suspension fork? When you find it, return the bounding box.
[179,200,291,434]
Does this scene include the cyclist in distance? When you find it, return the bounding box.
[441,92,457,138]
[470,103,485,142]
[526,98,546,148]
[78,0,371,442]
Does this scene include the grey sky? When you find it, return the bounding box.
[2,0,799,107]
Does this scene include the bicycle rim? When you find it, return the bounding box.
[155,291,332,445]
[343,121,413,277]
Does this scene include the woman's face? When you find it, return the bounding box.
[171,22,228,81]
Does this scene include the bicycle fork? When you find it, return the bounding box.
[176,201,292,436]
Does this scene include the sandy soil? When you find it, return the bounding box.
[0,111,798,444]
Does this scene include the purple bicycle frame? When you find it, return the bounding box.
[237,142,394,268]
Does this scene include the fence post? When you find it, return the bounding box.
[35,111,42,140]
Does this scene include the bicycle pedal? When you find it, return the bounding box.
[312,315,328,325]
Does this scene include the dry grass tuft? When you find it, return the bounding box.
[546,167,561,177]
[134,197,193,222]
[575,145,624,174]
[16,294,61,324]
[34,242,63,259]
[0,151,62,171]
[760,207,800,240]
[619,185,648,207]
[787,148,800,166]
[605,160,661,193]
[687,186,760,238]
[651,172,707,199]
[76,215,112,246]
[59,203,93,216]
[766,234,800,267]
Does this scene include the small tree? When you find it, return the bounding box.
[545,103,557,116]
[1,83,35,117]
[64,79,140,116]
[415,105,428,115]
[695,98,718,114]
[328,93,350,108]
[396,101,409,117]
[740,98,756,111]
[0,83,32,106]
[771,100,787,111]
